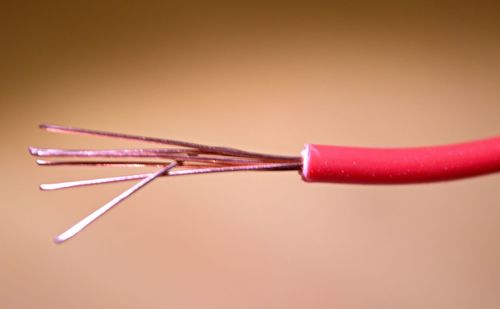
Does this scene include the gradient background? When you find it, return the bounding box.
[2,2,500,308]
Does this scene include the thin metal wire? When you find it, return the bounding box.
[40,162,302,191]
[54,162,177,243]
[30,124,302,243]
[30,147,202,157]
[36,159,225,168]
[40,124,300,160]
[30,147,283,164]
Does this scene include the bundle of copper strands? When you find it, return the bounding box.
[29,124,302,243]
[30,124,500,243]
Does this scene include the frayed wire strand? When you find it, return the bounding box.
[30,124,302,243]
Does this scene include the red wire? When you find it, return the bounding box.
[301,136,500,184]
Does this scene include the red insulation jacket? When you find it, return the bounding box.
[301,137,500,184]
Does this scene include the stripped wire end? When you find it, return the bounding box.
[30,124,301,243]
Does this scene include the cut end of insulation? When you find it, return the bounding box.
[300,145,310,181]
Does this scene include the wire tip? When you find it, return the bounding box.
[54,227,79,244]
[39,123,62,133]
[53,235,67,244]
[40,183,59,190]
[28,146,39,156]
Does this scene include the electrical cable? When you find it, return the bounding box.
[301,137,500,184]
[30,124,500,243]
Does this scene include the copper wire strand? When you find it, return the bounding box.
[54,161,178,243]
[36,159,227,168]
[29,147,204,157]
[40,162,302,191]
[30,147,286,164]
[40,124,300,160]
[30,124,302,243]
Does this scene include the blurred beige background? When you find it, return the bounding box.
[1,2,499,308]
